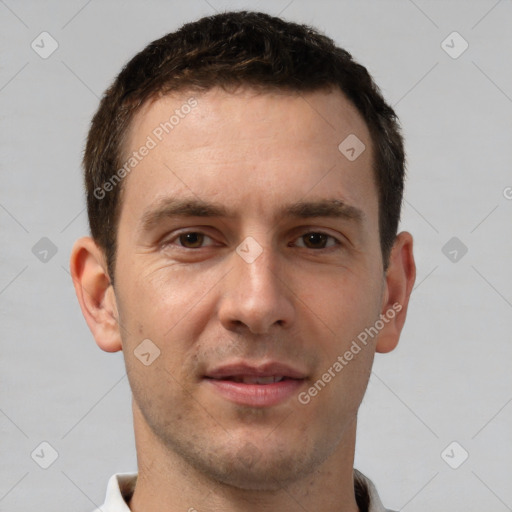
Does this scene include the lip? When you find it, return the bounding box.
[205,362,307,380]
[204,362,307,407]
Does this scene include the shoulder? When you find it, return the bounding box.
[354,469,396,512]
[90,472,138,512]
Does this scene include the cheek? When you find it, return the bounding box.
[119,259,212,333]
[116,264,220,382]
[302,270,382,414]
[300,269,383,349]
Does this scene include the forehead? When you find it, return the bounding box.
[127,86,370,155]
[119,86,377,229]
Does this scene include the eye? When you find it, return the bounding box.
[166,231,215,249]
[293,232,340,250]
[163,230,341,251]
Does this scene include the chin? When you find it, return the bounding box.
[196,440,329,492]
[217,459,309,491]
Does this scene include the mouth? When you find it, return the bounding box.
[203,362,307,407]
[214,375,291,384]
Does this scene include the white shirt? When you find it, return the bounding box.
[92,469,395,512]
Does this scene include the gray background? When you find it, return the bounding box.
[1,0,511,510]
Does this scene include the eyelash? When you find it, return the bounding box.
[163,230,342,251]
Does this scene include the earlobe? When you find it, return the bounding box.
[69,236,123,353]
[376,231,416,354]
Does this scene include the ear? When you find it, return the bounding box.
[69,236,122,353]
[375,231,416,354]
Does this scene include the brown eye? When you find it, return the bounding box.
[178,232,205,248]
[296,231,341,250]
[302,232,330,249]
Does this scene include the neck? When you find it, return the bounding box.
[128,402,360,512]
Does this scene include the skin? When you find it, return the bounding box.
[70,87,416,512]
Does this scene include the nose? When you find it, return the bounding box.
[217,242,295,335]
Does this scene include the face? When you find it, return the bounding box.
[110,87,388,489]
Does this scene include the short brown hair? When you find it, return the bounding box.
[83,10,405,284]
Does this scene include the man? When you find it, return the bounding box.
[70,10,415,512]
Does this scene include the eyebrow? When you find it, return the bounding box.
[138,197,365,233]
